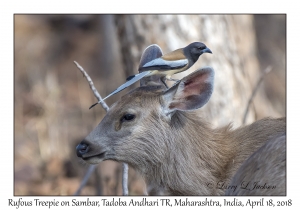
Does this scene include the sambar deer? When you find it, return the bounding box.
[76,45,286,196]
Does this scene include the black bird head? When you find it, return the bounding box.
[184,42,212,63]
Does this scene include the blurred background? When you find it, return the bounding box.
[14,14,286,195]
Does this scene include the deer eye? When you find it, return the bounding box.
[120,113,135,122]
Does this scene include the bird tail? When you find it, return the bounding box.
[126,75,136,81]
[103,71,151,100]
[89,71,151,109]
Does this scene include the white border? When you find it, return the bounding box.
[2,0,299,209]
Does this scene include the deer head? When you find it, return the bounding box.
[76,44,214,172]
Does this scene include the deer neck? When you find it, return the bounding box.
[134,111,237,195]
[123,111,284,195]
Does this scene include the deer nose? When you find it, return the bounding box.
[76,142,89,157]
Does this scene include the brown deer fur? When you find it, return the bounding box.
[80,83,286,195]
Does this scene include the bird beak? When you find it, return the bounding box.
[203,48,212,54]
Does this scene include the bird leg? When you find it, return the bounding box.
[161,77,169,88]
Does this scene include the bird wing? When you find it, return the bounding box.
[140,57,188,71]
[102,71,151,100]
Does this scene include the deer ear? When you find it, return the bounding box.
[138,44,163,68]
[163,67,214,114]
[138,44,166,87]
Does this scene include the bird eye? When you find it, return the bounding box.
[198,46,206,50]
[120,113,135,122]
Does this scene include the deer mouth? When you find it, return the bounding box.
[82,151,107,163]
